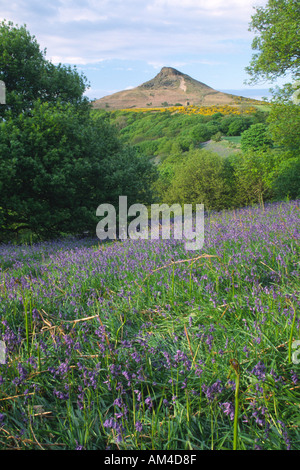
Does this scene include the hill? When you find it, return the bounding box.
[92,67,259,110]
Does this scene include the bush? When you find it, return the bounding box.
[211,131,223,142]
[163,149,231,211]
[271,157,300,200]
[241,123,273,152]
[190,124,211,142]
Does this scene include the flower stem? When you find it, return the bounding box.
[230,358,240,450]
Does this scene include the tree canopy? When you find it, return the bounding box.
[0,20,90,118]
[0,100,156,240]
[246,0,300,83]
[0,21,157,241]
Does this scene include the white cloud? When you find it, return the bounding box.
[0,0,268,66]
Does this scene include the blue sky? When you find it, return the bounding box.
[0,0,285,101]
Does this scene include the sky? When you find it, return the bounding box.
[0,0,285,101]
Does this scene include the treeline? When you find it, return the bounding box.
[105,108,268,157]
[101,105,300,211]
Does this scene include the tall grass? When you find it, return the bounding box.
[0,200,299,450]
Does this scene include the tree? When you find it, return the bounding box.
[245,0,300,205]
[0,101,156,240]
[246,0,300,83]
[232,151,274,207]
[189,123,211,143]
[241,123,273,152]
[227,118,249,136]
[219,115,251,136]
[271,158,300,199]
[100,146,158,209]
[0,20,89,118]
[164,149,230,211]
[267,103,300,154]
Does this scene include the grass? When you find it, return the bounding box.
[0,200,299,450]
[200,138,241,157]
[222,136,242,145]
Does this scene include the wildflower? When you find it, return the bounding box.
[251,361,266,381]
[278,420,291,450]
[113,398,123,408]
[135,421,143,432]
[134,390,142,402]
[254,438,262,450]
[53,389,69,400]
[290,370,298,385]
[75,440,85,450]
[243,346,249,358]
[220,402,235,421]
[202,380,223,402]
[145,396,153,410]
[194,361,204,377]
[103,417,124,442]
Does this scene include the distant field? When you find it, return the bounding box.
[254,104,272,112]
[200,138,241,157]
[222,136,242,144]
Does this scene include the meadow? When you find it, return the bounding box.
[0,200,299,450]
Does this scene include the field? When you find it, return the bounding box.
[0,200,299,450]
[200,137,241,158]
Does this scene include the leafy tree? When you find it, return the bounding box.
[211,131,223,142]
[0,101,156,240]
[267,102,300,154]
[219,115,251,136]
[232,151,274,207]
[190,123,211,142]
[245,0,300,205]
[227,118,249,136]
[271,157,300,199]
[0,20,89,118]
[246,0,300,83]
[264,94,300,196]
[101,146,158,208]
[241,123,273,152]
[163,149,230,211]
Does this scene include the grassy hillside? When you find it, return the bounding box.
[92,67,265,110]
[0,200,299,449]
[97,106,267,160]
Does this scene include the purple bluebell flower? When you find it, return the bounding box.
[75,441,85,450]
[135,421,143,432]
[220,402,235,421]
[251,361,266,381]
[278,420,291,450]
[145,396,153,410]
[202,380,224,402]
[290,370,298,385]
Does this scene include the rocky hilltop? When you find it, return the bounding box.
[92,67,254,110]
